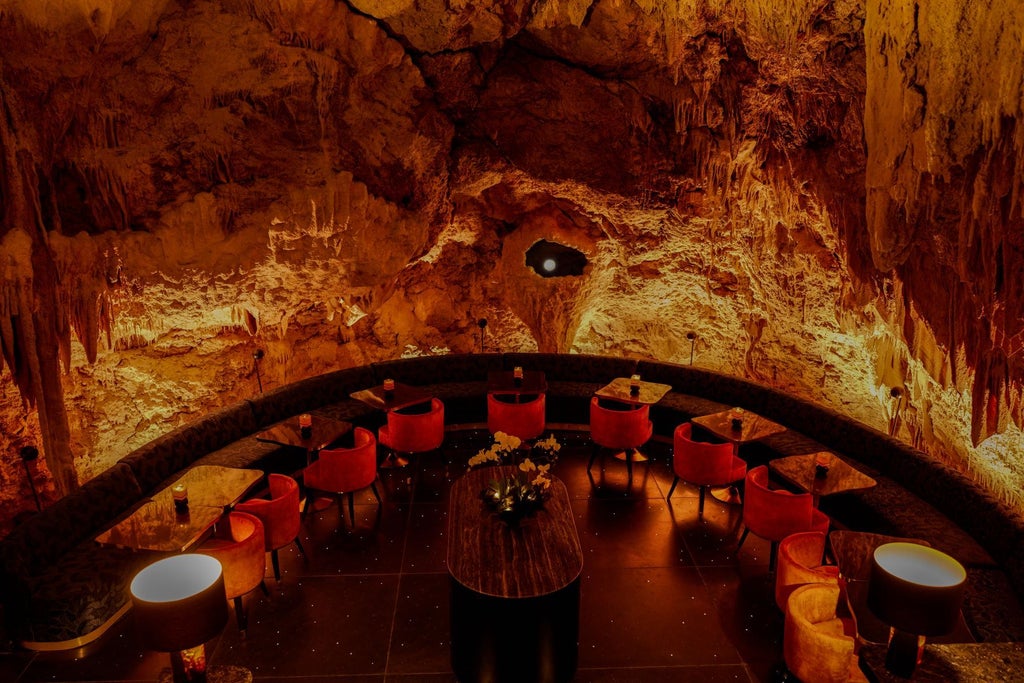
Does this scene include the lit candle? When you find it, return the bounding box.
[172,484,188,512]
[513,366,523,380]
[299,414,312,428]
[383,378,395,392]
[630,374,641,394]
[730,407,744,430]
[815,452,832,477]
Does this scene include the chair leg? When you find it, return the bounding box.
[347,492,356,526]
[735,527,750,556]
[587,445,601,472]
[259,580,269,597]
[769,541,779,572]
[271,549,281,581]
[698,486,707,516]
[233,596,246,632]
[294,537,306,557]
[667,476,680,499]
[625,451,633,485]
[370,481,382,504]
[301,493,312,518]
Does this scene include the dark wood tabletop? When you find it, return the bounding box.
[447,466,583,599]
[769,452,877,503]
[691,408,786,444]
[95,465,263,552]
[488,370,548,395]
[350,382,433,411]
[594,377,671,406]
[256,414,353,457]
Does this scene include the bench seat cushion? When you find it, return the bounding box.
[18,542,162,644]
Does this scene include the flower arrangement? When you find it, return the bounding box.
[468,431,561,524]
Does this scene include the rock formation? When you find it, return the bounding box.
[1,0,1021,530]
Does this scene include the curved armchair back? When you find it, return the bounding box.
[784,583,866,683]
[379,398,445,454]
[307,427,378,493]
[775,531,840,611]
[744,466,823,541]
[235,473,300,552]
[589,397,652,450]
[488,393,546,440]
[199,511,266,601]
[673,423,745,486]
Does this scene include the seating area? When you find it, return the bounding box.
[1,352,1023,681]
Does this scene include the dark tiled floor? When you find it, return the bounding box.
[1,429,792,682]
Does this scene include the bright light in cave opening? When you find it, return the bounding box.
[543,258,557,272]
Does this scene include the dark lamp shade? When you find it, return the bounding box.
[130,554,229,652]
[867,542,966,636]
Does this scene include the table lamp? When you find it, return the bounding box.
[131,554,229,683]
[867,542,966,678]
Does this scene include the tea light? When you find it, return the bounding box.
[815,452,832,477]
[299,414,312,428]
[513,366,524,380]
[383,378,395,392]
[730,407,744,430]
[629,374,641,394]
[172,484,189,513]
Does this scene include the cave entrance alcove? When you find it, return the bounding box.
[525,240,588,278]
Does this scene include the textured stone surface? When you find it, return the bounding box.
[0,1,1022,531]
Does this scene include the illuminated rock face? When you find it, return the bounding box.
[0,1,1022,527]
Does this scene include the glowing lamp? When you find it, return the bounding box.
[868,542,966,677]
[131,554,229,683]
[542,258,557,272]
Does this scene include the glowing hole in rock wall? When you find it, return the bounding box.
[525,240,587,278]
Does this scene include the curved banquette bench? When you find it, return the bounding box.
[2,352,1023,649]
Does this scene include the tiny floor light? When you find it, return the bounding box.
[131,554,229,683]
[868,542,966,678]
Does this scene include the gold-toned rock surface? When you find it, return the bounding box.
[1,2,1022,531]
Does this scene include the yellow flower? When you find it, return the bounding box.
[519,458,537,472]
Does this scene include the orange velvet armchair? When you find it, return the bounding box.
[378,397,445,466]
[775,531,840,611]
[784,583,868,683]
[668,422,746,515]
[487,393,546,441]
[235,473,305,581]
[197,511,268,632]
[587,397,653,482]
[736,466,830,570]
[304,426,382,526]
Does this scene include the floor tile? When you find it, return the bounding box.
[578,566,743,669]
[573,497,694,569]
[386,573,451,675]
[210,575,399,676]
[574,664,755,682]
[300,503,409,575]
[401,503,449,573]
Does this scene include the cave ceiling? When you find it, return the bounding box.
[0,0,1023,518]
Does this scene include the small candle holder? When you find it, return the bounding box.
[172,484,189,514]
[299,413,313,439]
[730,408,744,431]
[815,452,832,478]
[383,378,395,400]
[629,374,641,396]
[513,366,523,386]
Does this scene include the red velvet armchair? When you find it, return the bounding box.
[235,473,305,581]
[775,531,840,611]
[668,422,746,515]
[378,397,445,466]
[487,393,546,441]
[197,511,268,632]
[304,427,382,526]
[736,466,830,570]
[587,396,653,483]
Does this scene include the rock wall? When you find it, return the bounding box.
[1,0,1022,531]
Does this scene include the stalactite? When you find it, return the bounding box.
[0,80,78,496]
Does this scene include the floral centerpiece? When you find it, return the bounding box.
[468,431,561,525]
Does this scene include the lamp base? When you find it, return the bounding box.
[159,666,252,683]
[885,628,924,678]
